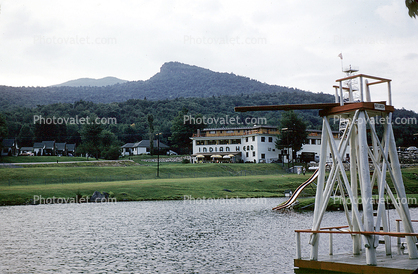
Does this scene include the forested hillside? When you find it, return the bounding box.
[1,61,417,151]
[2,91,332,148]
[0,62,316,109]
[2,92,418,149]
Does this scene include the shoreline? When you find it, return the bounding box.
[6,193,284,207]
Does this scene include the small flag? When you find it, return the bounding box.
[338,53,343,60]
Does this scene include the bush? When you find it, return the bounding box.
[101,146,121,160]
[182,158,190,164]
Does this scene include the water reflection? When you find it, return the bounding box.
[0,199,417,273]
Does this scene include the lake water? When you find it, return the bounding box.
[1,198,417,273]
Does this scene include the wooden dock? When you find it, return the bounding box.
[295,251,418,274]
[294,221,418,273]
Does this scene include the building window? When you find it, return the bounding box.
[199,148,201,152]
[311,139,316,145]
[215,147,217,152]
[226,147,230,152]
[261,137,265,142]
[209,147,213,152]
[246,152,249,157]
[203,147,207,152]
[196,140,204,145]
[261,153,265,159]
[250,145,254,150]
[226,130,234,134]
[208,140,216,145]
[252,151,255,157]
[247,145,250,151]
[243,146,246,151]
[268,147,271,151]
[268,137,273,142]
[231,139,241,144]
[220,147,224,152]
[236,146,240,151]
[209,131,216,134]
[246,137,248,142]
[252,136,255,141]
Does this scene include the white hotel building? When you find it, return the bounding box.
[190,125,346,163]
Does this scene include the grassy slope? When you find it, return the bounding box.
[0,174,310,206]
[0,156,95,163]
[0,162,286,185]
[0,161,309,205]
[1,156,416,208]
[293,167,418,210]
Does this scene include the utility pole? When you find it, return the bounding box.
[282,127,293,170]
[156,133,162,178]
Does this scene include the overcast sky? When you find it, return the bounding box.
[1,0,417,111]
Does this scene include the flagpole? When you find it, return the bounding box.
[339,52,344,72]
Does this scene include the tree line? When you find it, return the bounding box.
[1,91,417,159]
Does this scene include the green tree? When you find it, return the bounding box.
[121,124,140,143]
[100,130,121,159]
[0,114,8,157]
[78,122,103,159]
[148,114,154,155]
[78,123,121,160]
[169,108,205,154]
[17,124,34,147]
[275,111,308,160]
[406,0,418,18]
[101,145,121,160]
[66,124,82,144]
[33,123,67,142]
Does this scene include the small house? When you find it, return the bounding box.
[33,142,45,156]
[121,140,169,156]
[1,139,18,156]
[55,143,67,156]
[66,144,76,156]
[121,143,136,156]
[42,141,56,156]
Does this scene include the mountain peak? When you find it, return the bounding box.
[0,61,327,109]
[159,61,209,74]
[52,76,128,87]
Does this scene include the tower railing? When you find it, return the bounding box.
[334,74,392,106]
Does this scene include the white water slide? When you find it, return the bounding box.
[272,169,319,210]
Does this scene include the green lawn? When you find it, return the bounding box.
[0,156,96,163]
[1,156,417,208]
[0,162,288,185]
[0,159,314,205]
[120,154,186,164]
[0,173,311,206]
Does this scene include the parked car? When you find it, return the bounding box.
[406,146,417,151]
